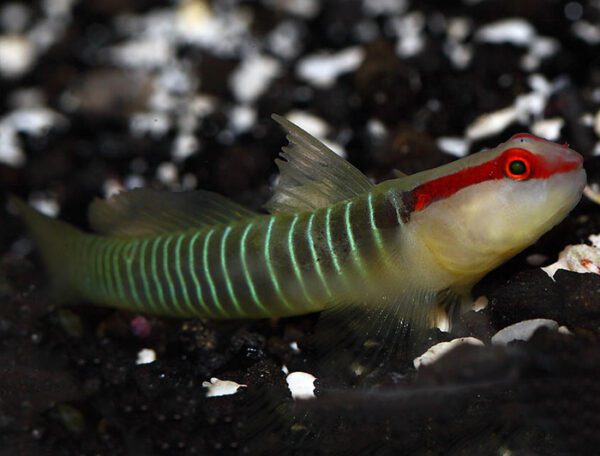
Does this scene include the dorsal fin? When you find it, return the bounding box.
[89,188,257,237]
[265,114,373,214]
[393,169,408,178]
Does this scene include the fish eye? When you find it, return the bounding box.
[504,152,532,180]
[509,159,527,175]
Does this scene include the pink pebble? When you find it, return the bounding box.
[131,315,152,338]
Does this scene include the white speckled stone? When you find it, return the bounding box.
[491,319,559,346]
[542,238,600,279]
[286,371,316,400]
[413,337,484,370]
[136,348,156,365]
[202,378,247,398]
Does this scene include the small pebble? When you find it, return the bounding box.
[156,162,178,185]
[286,371,316,400]
[230,54,281,103]
[472,295,488,312]
[289,341,300,353]
[531,118,564,141]
[296,47,364,89]
[437,137,470,157]
[0,34,35,78]
[202,378,247,398]
[491,319,559,346]
[542,237,600,279]
[29,193,59,218]
[475,19,535,46]
[413,337,484,370]
[136,348,156,365]
[130,315,152,338]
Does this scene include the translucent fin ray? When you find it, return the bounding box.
[88,188,257,236]
[312,289,441,382]
[265,114,374,214]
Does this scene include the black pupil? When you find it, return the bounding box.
[509,160,527,175]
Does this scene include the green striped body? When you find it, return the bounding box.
[13,114,587,329]
[68,189,406,318]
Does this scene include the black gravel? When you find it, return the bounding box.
[1,0,600,455]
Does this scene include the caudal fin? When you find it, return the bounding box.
[10,196,81,303]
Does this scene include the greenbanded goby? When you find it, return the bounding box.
[11,116,586,335]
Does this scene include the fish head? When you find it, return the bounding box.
[491,133,586,239]
[407,133,586,282]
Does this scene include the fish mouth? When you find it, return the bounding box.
[564,147,584,169]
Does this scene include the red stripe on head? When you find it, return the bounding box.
[411,147,582,213]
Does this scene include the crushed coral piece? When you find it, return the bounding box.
[542,235,600,280]
[202,378,247,398]
[136,348,156,365]
[285,371,316,400]
[413,337,484,370]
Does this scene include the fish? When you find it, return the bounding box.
[11,117,586,336]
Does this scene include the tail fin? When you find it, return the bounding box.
[10,196,81,303]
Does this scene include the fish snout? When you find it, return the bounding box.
[563,147,584,169]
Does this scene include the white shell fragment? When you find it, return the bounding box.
[110,39,173,70]
[572,21,600,44]
[0,34,35,78]
[472,295,489,312]
[286,371,316,400]
[202,377,247,398]
[475,18,535,45]
[413,337,484,370]
[389,12,426,57]
[289,341,301,353]
[475,19,558,71]
[437,137,470,157]
[363,0,407,16]
[465,74,554,141]
[5,107,67,136]
[594,109,600,137]
[230,54,281,103]
[264,0,320,18]
[531,117,564,141]
[136,348,157,365]
[542,235,600,280]
[29,193,59,218]
[0,123,25,167]
[466,106,517,140]
[296,47,364,89]
[491,319,559,346]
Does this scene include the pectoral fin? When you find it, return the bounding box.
[312,289,444,381]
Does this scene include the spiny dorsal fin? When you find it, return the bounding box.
[265,114,374,214]
[89,188,257,237]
